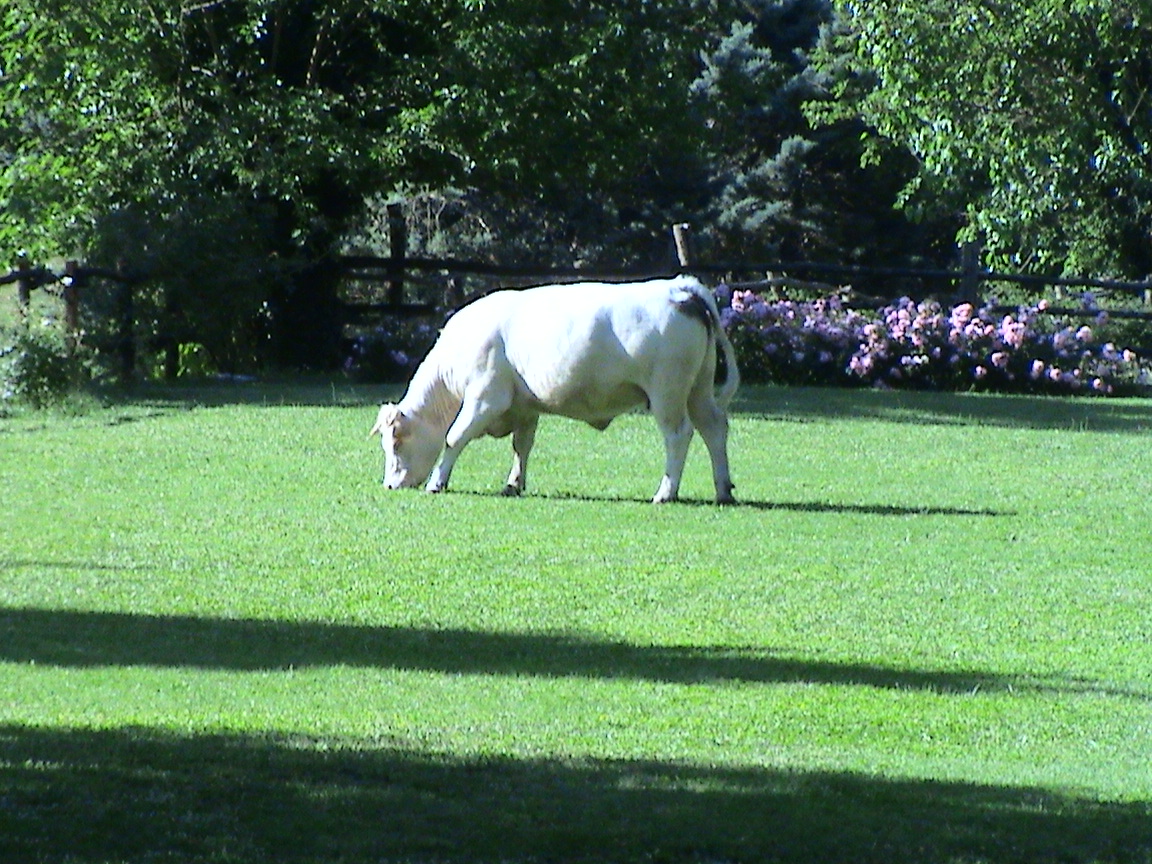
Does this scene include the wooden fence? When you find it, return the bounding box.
[340,229,1152,321]
[5,226,1152,382]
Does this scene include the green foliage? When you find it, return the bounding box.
[0,0,442,257]
[692,1,831,256]
[84,197,283,374]
[1,1,716,262]
[691,0,952,268]
[814,0,1152,277]
[0,322,87,408]
[5,0,1152,370]
[429,4,709,197]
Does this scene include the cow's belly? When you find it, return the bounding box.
[535,380,647,426]
[504,329,652,426]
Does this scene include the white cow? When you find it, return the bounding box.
[368,275,739,503]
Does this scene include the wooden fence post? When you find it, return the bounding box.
[116,258,135,384]
[673,223,693,269]
[387,203,407,305]
[958,240,982,303]
[15,254,32,327]
[63,260,82,352]
[163,290,180,380]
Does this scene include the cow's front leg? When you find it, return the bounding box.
[426,385,512,493]
[426,443,463,493]
[503,415,539,496]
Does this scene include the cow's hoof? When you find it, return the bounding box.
[424,484,446,494]
[501,485,522,497]
[651,494,678,504]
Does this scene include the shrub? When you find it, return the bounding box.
[0,323,89,408]
[720,286,1152,396]
[343,316,441,383]
[719,289,864,387]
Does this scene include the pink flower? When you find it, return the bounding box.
[1076,326,1094,343]
[1031,359,1045,379]
[999,316,1026,348]
[950,303,974,326]
[974,365,988,379]
[991,351,1009,369]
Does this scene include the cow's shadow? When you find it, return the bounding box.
[477,489,1011,517]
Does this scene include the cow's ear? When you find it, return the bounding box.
[387,406,413,442]
[369,404,405,439]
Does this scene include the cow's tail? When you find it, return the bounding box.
[674,277,740,409]
[713,316,740,410]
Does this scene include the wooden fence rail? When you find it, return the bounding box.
[5,226,1152,381]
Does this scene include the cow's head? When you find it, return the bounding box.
[368,404,441,489]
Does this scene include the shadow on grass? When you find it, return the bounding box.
[578,495,1010,516]
[100,380,1152,436]
[0,607,1142,700]
[736,385,1152,434]
[734,498,1011,516]
[1,724,1149,863]
[105,377,390,410]
[452,488,1011,515]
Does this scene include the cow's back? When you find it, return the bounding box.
[499,278,712,422]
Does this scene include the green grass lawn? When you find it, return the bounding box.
[2,382,1150,863]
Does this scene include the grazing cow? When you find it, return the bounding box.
[368,275,739,503]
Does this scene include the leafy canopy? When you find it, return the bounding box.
[0,0,454,259]
[0,0,712,263]
[814,0,1152,276]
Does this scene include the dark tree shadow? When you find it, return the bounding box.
[1,725,1148,863]
[0,607,1143,700]
[102,377,389,410]
[734,385,1152,434]
[92,380,1152,435]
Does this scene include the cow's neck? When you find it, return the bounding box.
[399,359,461,436]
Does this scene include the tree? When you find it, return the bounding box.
[2,0,455,366]
[412,1,718,268]
[689,0,952,271]
[1,1,723,367]
[813,0,1152,277]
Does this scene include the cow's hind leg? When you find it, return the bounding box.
[503,415,539,496]
[650,398,694,504]
[688,390,735,505]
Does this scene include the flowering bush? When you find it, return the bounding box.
[343,316,440,382]
[720,289,866,387]
[719,286,1152,396]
